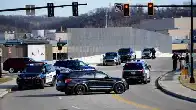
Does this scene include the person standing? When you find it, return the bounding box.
[185,52,189,64]
[151,48,156,59]
[172,53,179,71]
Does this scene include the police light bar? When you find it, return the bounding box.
[27,63,44,66]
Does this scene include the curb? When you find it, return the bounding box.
[179,76,196,91]
[155,71,196,103]
[0,88,12,98]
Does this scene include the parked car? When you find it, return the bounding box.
[16,63,57,89]
[142,48,153,59]
[53,59,96,71]
[118,48,136,63]
[103,52,121,66]
[56,70,129,95]
[3,57,42,73]
[122,60,151,84]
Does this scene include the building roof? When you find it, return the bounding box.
[172,44,188,50]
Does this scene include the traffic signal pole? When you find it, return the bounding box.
[190,0,195,83]
[0,3,87,12]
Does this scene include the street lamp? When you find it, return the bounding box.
[190,0,195,83]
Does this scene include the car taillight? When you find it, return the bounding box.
[65,79,72,83]
[141,69,144,73]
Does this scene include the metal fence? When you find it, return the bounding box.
[67,27,172,58]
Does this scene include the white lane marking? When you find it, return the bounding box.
[72,106,81,109]
[58,97,62,99]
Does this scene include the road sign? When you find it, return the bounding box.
[26,5,35,16]
[0,48,2,56]
[114,3,123,12]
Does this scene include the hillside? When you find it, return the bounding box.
[0,5,195,33]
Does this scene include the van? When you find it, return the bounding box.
[3,57,39,73]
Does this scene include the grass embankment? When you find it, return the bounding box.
[0,77,13,84]
[179,70,196,91]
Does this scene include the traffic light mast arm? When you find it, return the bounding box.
[0,3,87,12]
[127,4,196,7]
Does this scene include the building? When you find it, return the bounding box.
[132,17,196,39]
[132,17,196,52]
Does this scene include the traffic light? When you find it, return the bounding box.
[148,3,154,15]
[58,46,62,50]
[123,4,130,17]
[57,42,66,50]
[72,2,78,16]
[47,3,54,17]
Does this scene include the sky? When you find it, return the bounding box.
[0,0,190,17]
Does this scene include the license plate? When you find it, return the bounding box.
[131,72,136,74]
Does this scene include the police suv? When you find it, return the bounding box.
[16,63,57,89]
[122,60,151,84]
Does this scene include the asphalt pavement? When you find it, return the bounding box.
[1,58,196,110]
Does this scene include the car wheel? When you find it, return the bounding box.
[65,91,72,95]
[39,80,45,89]
[143,77,148,84]
[114,83,125,94]
[49,77,56,87]
[148,77,151,83]
[18,85,23,90]
[9,68,15,73]
[74,84,86,95]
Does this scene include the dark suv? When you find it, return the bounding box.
[141,48,155,59]
[16,63,57,89]
[103,52,121,66]
[3,57,40,73]
[53,60,96,71]
[56,70,129,95]
[118,48,136,63]
[122,60,151,84]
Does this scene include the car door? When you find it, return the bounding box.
[78,71,95,89]
[144,64,150,79]
[45,65,53,83]
[93,71,114,90]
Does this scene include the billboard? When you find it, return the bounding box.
[28,45,45,61]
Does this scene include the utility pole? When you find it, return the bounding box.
[190,0,195,83]
[105,8,108,28]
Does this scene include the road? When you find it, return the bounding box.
[1,58,196,110]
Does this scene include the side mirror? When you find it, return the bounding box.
[148,65,151,69]
[56,70,60,75]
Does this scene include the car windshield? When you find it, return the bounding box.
[54,61,76,68]
[118,49,131,55]
[105,52,117,57]
[123,63,143,70]
[24,66,43,73]
[143,48,151,52]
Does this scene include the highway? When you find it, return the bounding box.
[1,58,196,110]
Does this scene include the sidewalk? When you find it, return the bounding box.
[0,78,17,98]
[156,70,196,103]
